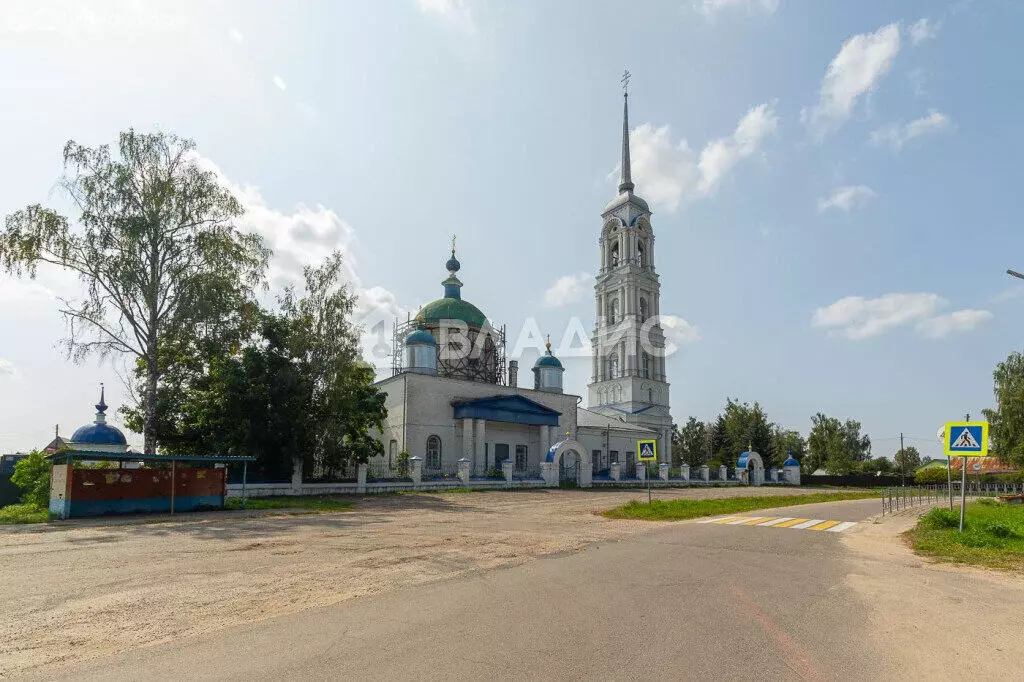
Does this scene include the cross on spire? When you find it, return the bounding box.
[450,233,457,255]
[621,69,631,94]
[618,70,634,194]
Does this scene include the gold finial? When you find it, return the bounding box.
[545,334,551,353]
[450,233,457,255]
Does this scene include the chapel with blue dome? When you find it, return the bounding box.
[70,385,128,453]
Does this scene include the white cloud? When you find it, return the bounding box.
[917,310,992,338]
[543,272,594,308]
[817,185,876,212]
[694,0,779,19]
[272,75,287,91]
[910,18,938,46]
[813,293,991,340]
[627,102,778,212]
[229,27,244,43]
[802,23,901,138]
[0,359,16,380]
[870,110,952,151]
[190,155,406,371]
[660,315,701,345]
[417,0,476,35]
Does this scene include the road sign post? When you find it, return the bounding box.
[637,439,657,504]
[944,419,988,532]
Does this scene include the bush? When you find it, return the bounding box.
[914,467,949,485]
[921,507,960,530]
[977,497,998,506]
[10,450,50,508]
[983,522,1019,539]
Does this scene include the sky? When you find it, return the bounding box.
[1,0,1022,461]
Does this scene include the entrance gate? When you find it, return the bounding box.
[559,449,580,486]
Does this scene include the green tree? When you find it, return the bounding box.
[675,417,709,467]
[841,419,872,463]
[0,130,269,453]
[806,413,847,474]
[861,456,894,475]
[717,398,773,466]
[894,445,922,479]
[11,451,51,509]
[770,426,806,468]
[982,351,1024,467]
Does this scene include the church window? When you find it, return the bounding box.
[648,388,653,403]
[608,298,618,324]
[426,435,441,470]
[642,352,650,379]
[637,242,646,268]
[609,243,619,268]
[609,450,619,464]
[639,297,648,321]
[389,439,398,467]
[607,354,619,379]
[515,445,528,471]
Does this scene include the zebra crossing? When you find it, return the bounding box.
[696,515,858,533]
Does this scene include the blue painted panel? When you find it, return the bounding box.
[452,395,561,426]
[67,495,224,517]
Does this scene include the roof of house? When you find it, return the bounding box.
[947,456,1018,473]
[576,408,657,434]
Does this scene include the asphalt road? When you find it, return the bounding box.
[43,498,1021,681]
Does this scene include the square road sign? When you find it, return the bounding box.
[637,439,657,462]
[943,422,989,457]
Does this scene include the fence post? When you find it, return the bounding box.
[610,461,621,482]
[410,456,423,489]
[502,459,513,486]
[357,463,367,494]
[457,458,471,485]
[680,463,689,481]
[636,462,646,483]
[659,463,669,482]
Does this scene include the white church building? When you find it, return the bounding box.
[369,87,677,486]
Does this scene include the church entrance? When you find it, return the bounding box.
[559,449,580,486]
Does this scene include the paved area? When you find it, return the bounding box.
[16,495,1024,681]
[0,486,846,677]
[698,515,859,532]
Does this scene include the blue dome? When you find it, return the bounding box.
[405,329,437,346]
[783,457,800,467]
[534,354,563,369]
[71,422,127,446]
[446,254,461,273]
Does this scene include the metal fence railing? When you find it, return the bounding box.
[513,464,543,480]
[367,459,411,482]
[422,460,461,481]
[880,482,1024,516]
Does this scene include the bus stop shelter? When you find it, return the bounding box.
[47,451,257,519]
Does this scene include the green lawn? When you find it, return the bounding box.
[0,503,51,524]
[603,491,877,521]
[908,500,1024,571]
[226,496,355,512]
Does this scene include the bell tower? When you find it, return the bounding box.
[587,76,673,464]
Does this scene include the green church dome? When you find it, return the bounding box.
[419,297,487,328]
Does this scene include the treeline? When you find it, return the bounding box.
[672,399,899,475]
[0,129,386,481]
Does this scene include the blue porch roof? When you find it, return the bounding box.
[452,395,561,426]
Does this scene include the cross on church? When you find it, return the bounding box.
[450,233,457,254]
[621,69,631,94]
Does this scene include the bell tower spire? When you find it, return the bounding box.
[619,69,634,194]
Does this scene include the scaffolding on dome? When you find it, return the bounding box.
[391,313,508,385]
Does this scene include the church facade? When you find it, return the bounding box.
[370,88,671,482]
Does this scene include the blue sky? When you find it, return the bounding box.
[1,0,1022,460]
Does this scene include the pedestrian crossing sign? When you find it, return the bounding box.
[637,439,657,462]
[943,422,989,457]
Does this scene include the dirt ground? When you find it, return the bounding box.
[0,486,828,677]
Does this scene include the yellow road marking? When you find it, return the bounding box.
[808,520,841,531]
[773,518,810,528]
[711,517,741,524]
[744,517,776,525]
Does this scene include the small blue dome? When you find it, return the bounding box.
[783,457,800,467]
[405,328,437,346]
[71,422,127,446]
[534,354,563,368]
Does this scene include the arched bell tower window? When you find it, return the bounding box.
[609,242,619,268]
[642,352,650,379]
[608,298,619,325]
[607,353,619,379]
[637,241,646,268]
[639,297,648,321]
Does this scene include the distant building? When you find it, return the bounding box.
[43,426,71,454]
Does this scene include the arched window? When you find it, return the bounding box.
[648,388,653,403]
[426,435,441,470]
[609,242,619,268]
[608,298,618,325]
[642,352,650,379]
[607,353,619,379]
[639,297,648,321]
[637,241,646,268]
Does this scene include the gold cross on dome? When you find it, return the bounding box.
[450,233,457,254]
[621,69,631,93]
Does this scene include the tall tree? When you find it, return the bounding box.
[982,351,1024,467]
[675,417,709,467]
[717,398,772,465]
[841,419,872,462]
[771,426,806,468]
[894,445,922,478]
[0,130,269,453]
[806,413,847,474]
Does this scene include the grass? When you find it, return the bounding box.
[908,500,1024,571]
[602,490,877,521]
[225,496,355,512]
[0,503,52,524]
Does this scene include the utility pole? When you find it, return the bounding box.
[899,432,905,487]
